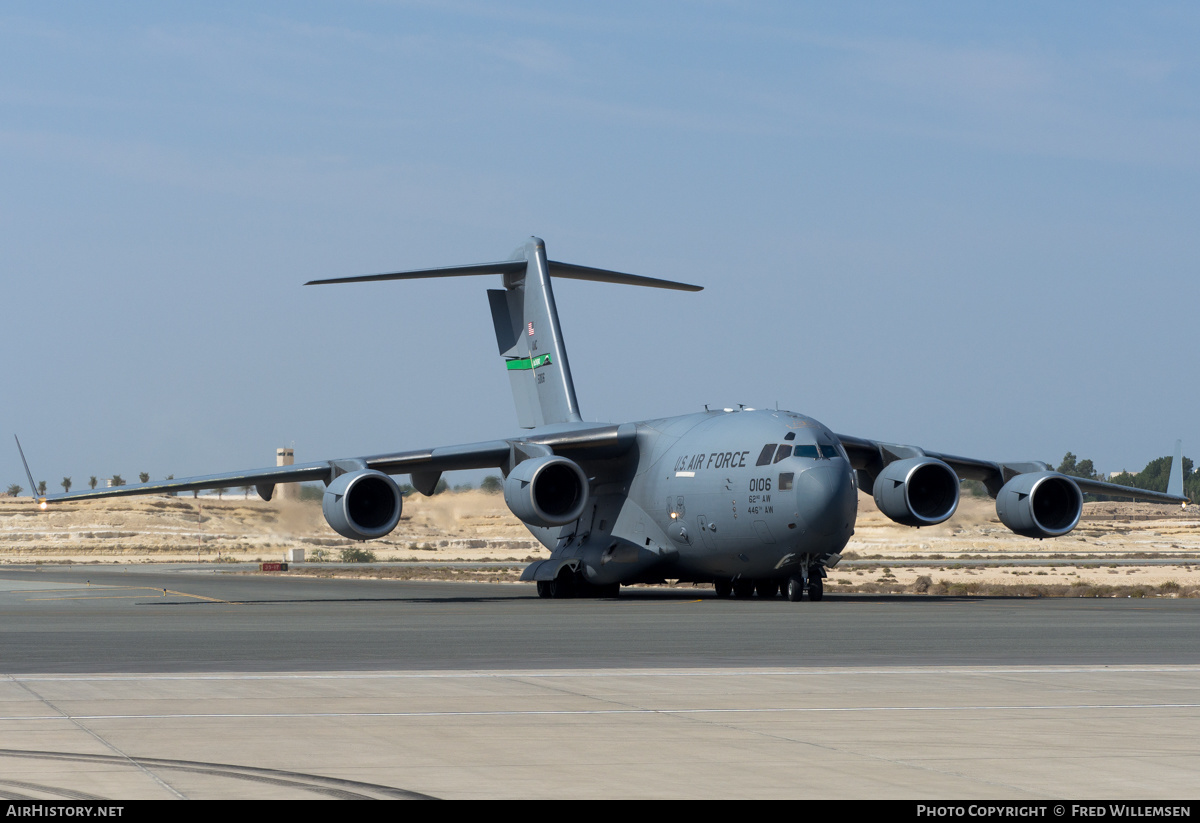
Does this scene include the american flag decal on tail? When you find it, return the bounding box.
[527,322,535,336]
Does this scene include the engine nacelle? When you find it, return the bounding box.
[872,457,960,527]
[503,455,589,528]
[996,471,1082,538]
[322,469,403,541]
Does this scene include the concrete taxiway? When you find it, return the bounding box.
[1,567,1198,799]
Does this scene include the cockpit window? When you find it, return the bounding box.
[773,445,792,463]
[755,445,776,467]
[817,442,842,460]
[792,445,819,459]
[784,432,796,441]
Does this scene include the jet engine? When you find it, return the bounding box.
[321,469,403,541]
[872,456,960,527]
[995,471,1082,538]
[503,455,589,528]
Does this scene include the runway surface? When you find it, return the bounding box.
[2,566,1198,799]
[3,565,1200,673]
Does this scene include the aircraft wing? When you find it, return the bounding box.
[836,433,1189,506]
[39,423,637,503]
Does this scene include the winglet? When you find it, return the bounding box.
[13,435,45,507]
[1167,439,1185,504]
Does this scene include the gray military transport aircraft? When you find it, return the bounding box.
[28,237,1188,602]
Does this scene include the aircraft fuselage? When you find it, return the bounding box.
[526,409,858,586]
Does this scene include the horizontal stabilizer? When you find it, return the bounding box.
[306,259,701,292]
[546,262,702,291]
[306,260,524,286]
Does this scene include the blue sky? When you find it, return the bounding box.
[3,1,1197,490]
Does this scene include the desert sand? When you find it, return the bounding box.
[1,491,1197,595]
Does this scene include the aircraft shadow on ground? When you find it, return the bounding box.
[133,591,1035,607]
[135,595,527,606]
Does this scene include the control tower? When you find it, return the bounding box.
[276,448,298,501]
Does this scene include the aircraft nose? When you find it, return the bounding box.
[795,463,855,537]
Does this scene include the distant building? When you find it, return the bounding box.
[276,448,298,501]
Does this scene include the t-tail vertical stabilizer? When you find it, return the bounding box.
[306,236,701,430]
[488,238,581,428]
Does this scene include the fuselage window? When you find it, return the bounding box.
[773,445,792,463]
[778,472,794,491]
[784,432,796,441]
[755,445,776,467]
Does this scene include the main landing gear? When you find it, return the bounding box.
[536,568,619,599]
[756,579,780,599]
[716,566,825,602]
[732,579,756,599]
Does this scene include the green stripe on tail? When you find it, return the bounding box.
[506,354,553,370]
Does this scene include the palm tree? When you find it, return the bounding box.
[6,484,22,497]
[88,476,97,490]
[139,472,150,484]
[110,475,125,487]
[62,477,72,493]
[37,480,47,496]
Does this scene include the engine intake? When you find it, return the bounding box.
[504,455,589,528]
[872,457,960,527]
[996,471,1082,538]
[322,469,403,540]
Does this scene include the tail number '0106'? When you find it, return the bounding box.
[750,477,771,492]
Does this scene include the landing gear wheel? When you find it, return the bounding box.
[786,576,805,602]
[808,573,824,602]
[732,579,755,599]
[714,580,733,598]
[537,580,553,599]
[551,570,576,599]
[755,579,779,599]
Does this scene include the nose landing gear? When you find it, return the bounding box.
[785,565,825,602]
